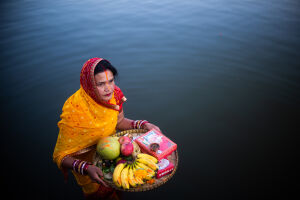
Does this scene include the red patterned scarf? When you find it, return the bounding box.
[80,57,126,111]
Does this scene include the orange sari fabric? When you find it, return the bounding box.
[53,58,125,194]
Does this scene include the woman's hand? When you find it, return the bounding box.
[143,122,161,132]
[86,165,108,187]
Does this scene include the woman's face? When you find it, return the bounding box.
[94,70,115,102]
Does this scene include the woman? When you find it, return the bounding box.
[53,58,160,199]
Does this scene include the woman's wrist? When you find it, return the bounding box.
[72,159,92,175]
[140,120,149,129]
[131,120,149,129]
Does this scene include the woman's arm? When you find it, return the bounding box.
[116,110,133,130]
[116,110,161,132]
[61,157,107,186]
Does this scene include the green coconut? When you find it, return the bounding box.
[96,137,120,160]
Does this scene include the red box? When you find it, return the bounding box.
[156,158,174,178]
[135,129,177,161]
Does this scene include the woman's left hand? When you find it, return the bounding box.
[143,122,161,132]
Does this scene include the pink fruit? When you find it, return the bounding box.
[118,136,131,145]
[121,142,134,156]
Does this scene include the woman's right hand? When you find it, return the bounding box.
[86,165,108,187]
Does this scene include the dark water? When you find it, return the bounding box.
[1,0,299,199]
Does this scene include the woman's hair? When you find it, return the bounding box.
[94,59,118,77]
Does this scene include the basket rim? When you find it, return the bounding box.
[95,129,179,192]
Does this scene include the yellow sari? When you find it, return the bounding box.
[53,58,125,195]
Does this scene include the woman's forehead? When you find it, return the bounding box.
[94,70,114,82]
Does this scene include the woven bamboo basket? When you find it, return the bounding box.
[93,129,179,192]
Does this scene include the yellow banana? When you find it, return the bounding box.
[132,163,144,185]
[132,164,141,186]
[136,162,155,176]
[135,176,144,185]
[134,164,150,181]
[113,163,125,187]
[136,158,158,171]
[120,165,130,189]
[136,162,155,180]
[137,153,158,164]
[128,165,137,188]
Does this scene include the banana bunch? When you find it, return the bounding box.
[112,153,158,189]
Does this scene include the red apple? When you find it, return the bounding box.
[121,142,134,156]
[118,136,131,144]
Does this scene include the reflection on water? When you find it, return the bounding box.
[1,0,299,199]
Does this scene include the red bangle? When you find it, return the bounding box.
[84,162,92,175]
[80,162,86,175]
[83,163,90,175]
[132,120,149,129]
[140,120,149,129]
